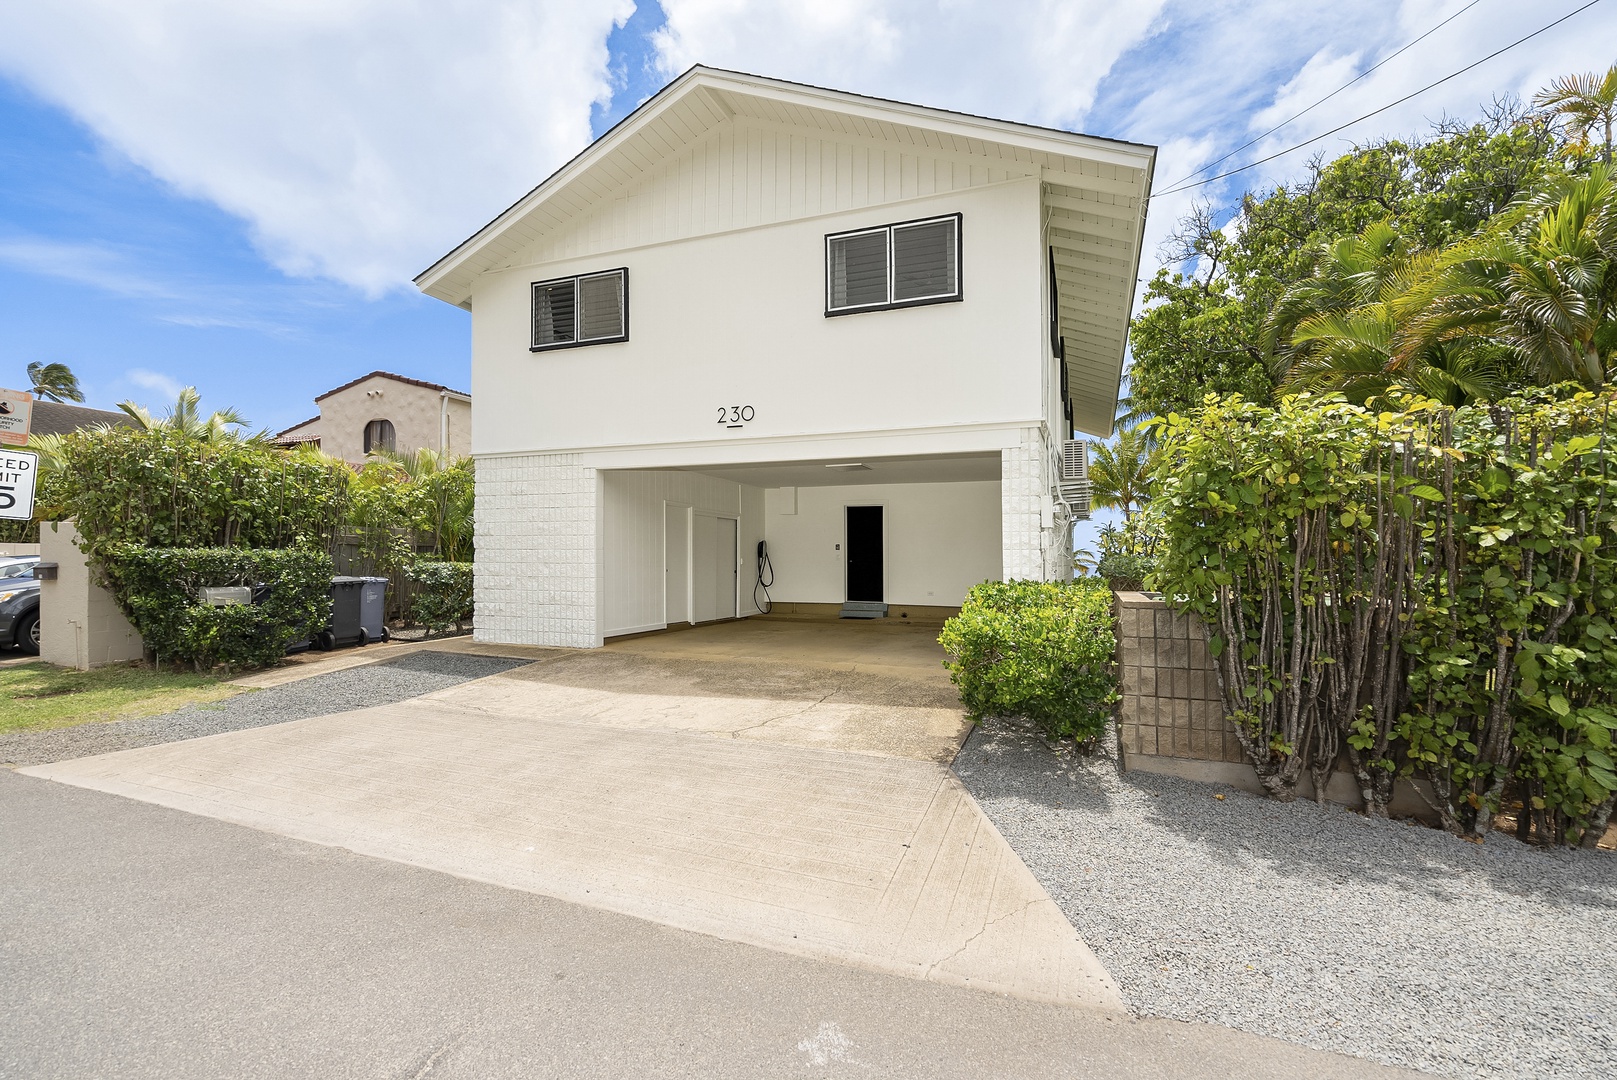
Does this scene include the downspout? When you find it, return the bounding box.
[439,390,449,454]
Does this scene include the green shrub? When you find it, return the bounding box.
[1096,553,1151,591]
[409,560,473,633]
[98,546,333,671]
[939,579,1119,749]
[1094,516,1158,591]
[44,426,350,551]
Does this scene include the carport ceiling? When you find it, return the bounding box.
[676,452,1000,488]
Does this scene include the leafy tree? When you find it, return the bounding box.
[117,385,262,444]
[26,361,85,403]
[1129,100,1562,417]
[1535,62,1617,164]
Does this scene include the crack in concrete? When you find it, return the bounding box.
[920,899,1041,977]
[728,684,842,738]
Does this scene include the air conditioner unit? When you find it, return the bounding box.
[1059,440,1093,519]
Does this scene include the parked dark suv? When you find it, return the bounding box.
[0,559,41,655]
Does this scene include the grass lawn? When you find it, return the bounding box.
[0,661,244,735]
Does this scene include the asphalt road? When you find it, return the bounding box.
[0,769,1421,1080]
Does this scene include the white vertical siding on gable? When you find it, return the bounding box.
[505,122,1038,270]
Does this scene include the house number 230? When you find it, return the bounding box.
[718,405,755,427]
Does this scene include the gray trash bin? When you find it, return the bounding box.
[357,576,389,644]
[313,576,392,651]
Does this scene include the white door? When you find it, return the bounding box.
[692,514,738,623]
[664,504,690,626]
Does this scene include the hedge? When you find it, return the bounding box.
[1151,388,1617,846]
[939,579,1118,749]
[98,546,333,671]
[408,560,473,633]
[44,426,350,550]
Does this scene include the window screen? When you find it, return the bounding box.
[892,218,957,302]
[578,271,625,341]
[532,280,577,347]
[828,230,889,310]
[826,214,960,315]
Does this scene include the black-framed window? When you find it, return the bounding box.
[825,214,961,316]
[531,267,628,351]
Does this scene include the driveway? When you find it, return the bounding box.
[21,619,1115,1008]
[0,767,1418,1079]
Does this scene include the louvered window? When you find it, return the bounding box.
[531,268,628,350]
[825,214,961,315]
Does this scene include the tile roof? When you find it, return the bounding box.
[313,370,470,403]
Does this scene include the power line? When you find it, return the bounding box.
[1165,0,1486,189]
[1154,0,1606,198]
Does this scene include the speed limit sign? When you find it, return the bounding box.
[0,450,38,521]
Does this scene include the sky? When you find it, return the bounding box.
[0,0,1613,475]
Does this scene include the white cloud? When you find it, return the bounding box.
[125,369,186,401]
[653,0,1170,130]
[0,0,634,296]
[0,236,178,299]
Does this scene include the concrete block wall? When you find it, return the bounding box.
[1115,591,1244,765]
[39,520,144,670]
[474,453,600,648]
[1002,425,1066,581]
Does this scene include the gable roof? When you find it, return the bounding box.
[313,370,470,403]
[274,415,321,439]
[416,66,1155,438]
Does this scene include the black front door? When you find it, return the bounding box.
[845,505,883,602]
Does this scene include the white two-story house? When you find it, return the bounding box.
[416,67,1155,649]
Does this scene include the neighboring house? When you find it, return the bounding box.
[416,67,1155,648]
[274,370,471,463]
[29,401,134,436]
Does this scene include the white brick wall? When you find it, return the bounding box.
[1000,425,1069,581]
[474,453,600,648]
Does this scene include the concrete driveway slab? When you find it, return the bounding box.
[432,650,972,763]
[0,768,1424,1080]
[22,694,1120,1011]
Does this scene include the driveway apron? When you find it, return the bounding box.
[21,623,1123,1011]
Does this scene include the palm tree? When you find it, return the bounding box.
[1088,423,1155,520]
[1535,63,1617,164]
[1267,216,1545,406]
[367,446,475,561]
[117,386,262,443]
[1398,166,1617,388]
[26,361,85,403]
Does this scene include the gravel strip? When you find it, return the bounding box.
[0,651,532,768]
[954,719,1617,1080]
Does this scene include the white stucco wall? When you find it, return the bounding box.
[468,179,1045,457]
[39,520,143,670]
[761,480,1001,607]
